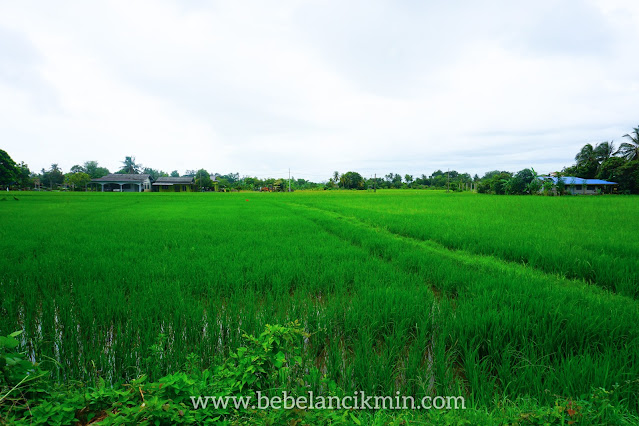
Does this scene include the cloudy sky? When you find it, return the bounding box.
[1,0,638,180]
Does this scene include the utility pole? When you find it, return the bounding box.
[374,173,377,192]
[447,169,450,193]
[288,168,291,192]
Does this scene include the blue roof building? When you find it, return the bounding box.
[537,176,617,195]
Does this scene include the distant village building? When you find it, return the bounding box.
[209,175,220,192]
[89,174,222,192]
[537,176,617,195]
[152,176,195,192]
[90,174,152,192]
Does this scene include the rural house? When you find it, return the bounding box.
[537,176,617,195]
[152,176,195,192]
[90,174,153,192]
[209,175,220,192]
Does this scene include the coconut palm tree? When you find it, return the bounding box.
[575,143,595,166]
[617,126,639,161]
[404,174,413,187]
[120,156,142,174]
[333,171,340,189]
[574,144,599,178]
[594,141,615,163]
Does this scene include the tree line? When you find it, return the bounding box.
[1,125,637,193]
[560,126,639,193]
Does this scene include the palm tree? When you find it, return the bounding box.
[593,141,615,163]
[574,143,599,178]
[575,143,595,166]
[617,126,639,161]
[333,171,340,189]
[120,156,141,174]
[404,174,413,187]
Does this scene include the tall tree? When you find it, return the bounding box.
[195,169,213,190]
[119,156,142,174]
[575,143,595,165]
[594,141,615,163]
[574,143,598,178]
[143,168,167,180]
[65,172,91,191]
[617,126,639,161]
[404,174,413,187]
[506,168,536,195]
[340,172,364,189]
[70,164,85,174]
[83,161,110,179]
[217,172,239,183]
[16,162,31,188]
[0,149,17,188]
[43,164,64,189]
[333,171,340,189]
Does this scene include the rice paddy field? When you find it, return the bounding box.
[1,191,639,417]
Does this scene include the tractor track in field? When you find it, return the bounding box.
[280,201,639,299]
[271,200,447,393]
[272,200,445,299]
[277,200,638,398]
[280,200,619,300]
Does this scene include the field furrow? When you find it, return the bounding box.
[281,199,639,410]
[289,192,639,298]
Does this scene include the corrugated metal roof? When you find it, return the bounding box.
[537,176,617,185]
[154,177,195,184]
[91,174,151,182]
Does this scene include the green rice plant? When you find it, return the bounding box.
[289,190,639,297]
[1,191,638,419]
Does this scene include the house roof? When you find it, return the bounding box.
[153,177,195,185]
[537,176,617,185]
[91,174,151,182]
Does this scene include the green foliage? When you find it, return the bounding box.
[598,158,639,194]
[340,171,365,189]
[541,179,554,195]
[594,141,615,164]
[64,172,91,191]
[0,324,364,424]
[489,172,512,194]
[118,156,142,174]
[39,164,65,189]
[143,168,168,180]
[555,174,566,194]
[527,177,542,194]
[83,161,110,179]
[193,169,213,191]
[574,143,599,178]
[14,162,31,189]
[558,127,639,193]
[3,325,636,425]
[0,150,17,188]
[384,172,403,189]
[0,331,53,423]
[506,169,535,195]
[496,386,639,425]
[404,174,413,187]
[618,126,639,161]
[2,192,639,424]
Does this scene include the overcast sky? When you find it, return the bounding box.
[1,0,638,180]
